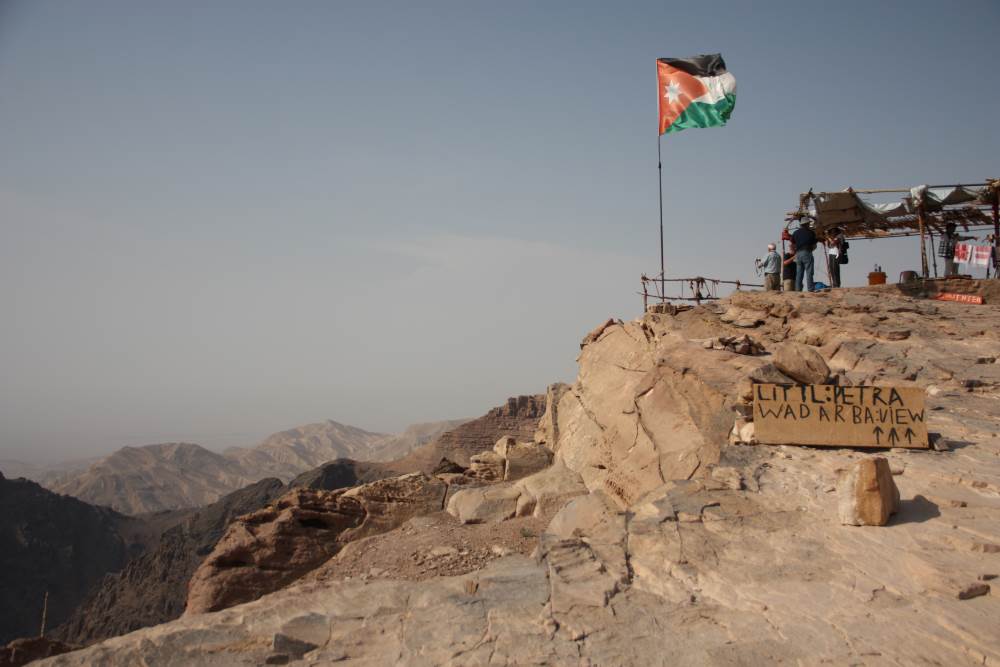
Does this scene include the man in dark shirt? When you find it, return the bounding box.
[782,250,796,291]
[791,221,817,292]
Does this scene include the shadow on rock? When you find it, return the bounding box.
[890,495,940,525]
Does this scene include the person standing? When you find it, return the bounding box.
[827,227,848,288]
[762,243,781,291]
[791,220,817,292]
[782,249,796,291]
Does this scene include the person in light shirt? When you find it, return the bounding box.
[762,243,781,291]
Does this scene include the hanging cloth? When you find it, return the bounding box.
[971,245,992,267]
[954,243,973,263]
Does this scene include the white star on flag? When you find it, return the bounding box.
[664,81,681,103]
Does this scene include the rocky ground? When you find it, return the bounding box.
[306,510,548,583]
[38,282,1000,666]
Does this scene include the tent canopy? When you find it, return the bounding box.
[790,180,998,240]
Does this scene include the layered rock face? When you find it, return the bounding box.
[39,285,1000,665]
[185,473,448,614]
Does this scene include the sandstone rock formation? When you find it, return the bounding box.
[465,450,505,482]
[494,436,552,481]
[185,473,447,614]
[773,340,832,384]
[446,460,589,525]
[550,315,739,506]
[837,457,900,526]
[446,436,579,524]
[36,284,1000,665]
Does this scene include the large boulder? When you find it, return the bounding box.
[748,363,796,385]
[837,458,900,526]
[550,318,743,507]
[773,342,831,384]
[494,438,552,481]
[447,461,586,524]
[185,488,364,615]
[466,451,505,482]
[446,485,520,524]
[533,383,570,449]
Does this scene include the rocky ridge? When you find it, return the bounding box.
[41,284,1000,665]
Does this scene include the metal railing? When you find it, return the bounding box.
[640,274,762,309]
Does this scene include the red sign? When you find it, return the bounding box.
[935,292,984,304]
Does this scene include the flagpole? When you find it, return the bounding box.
[657,134,665,302]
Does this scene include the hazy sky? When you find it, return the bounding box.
[2,0,998,462]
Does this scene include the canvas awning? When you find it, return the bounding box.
[792,180,998,240]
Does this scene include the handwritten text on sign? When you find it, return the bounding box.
[753,383,928,448]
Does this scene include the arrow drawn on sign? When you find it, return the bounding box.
[887,428,899,446]
[873,426,884,445]
[904,428,915,445]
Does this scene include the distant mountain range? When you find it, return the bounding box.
[33,419,467,515]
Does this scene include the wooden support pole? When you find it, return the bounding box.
[917,204,929,278]
[993,192,999,278]
[929,231,938,278]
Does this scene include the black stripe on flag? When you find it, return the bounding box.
[657,54,727,77]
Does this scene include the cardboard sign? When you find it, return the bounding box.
[753,384,928,449]
[935,292,984,305]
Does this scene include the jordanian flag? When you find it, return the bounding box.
[657,54,736,135]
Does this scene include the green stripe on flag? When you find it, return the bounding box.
[664,94,736,134]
